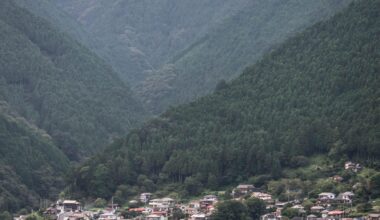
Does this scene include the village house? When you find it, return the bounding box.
[148,197,175,215]
[129,199,139,207]
[197,195,218,215]
[151,211,169,218]
[203,195,218,202]
[345,161,355,170]
[318,192,336,204]
[145,214,167,220]
[332,175,344,183]
[57,212,91,220]
[232,184,257,197]
[310,205,325,213]
[191,213,207,220]
[345,161,362,172]
[56,200,81,213]
[14,215,27,220]
[367,214,380,220]
[237,184,256,193]
[129,207,146,214]
[261,212,283,220]
[306,214,317,220]
[200,195,218,209]
[321,209,330,218]
[184,201,201,215]
[107,203,120,211]
[252,192,274,204]
[140,192,153,203]
[328,210,345,219]
[275,202,288,209]
[70,213,90,220]
[44,206,60,216]
[291,204,306,214]
[273,202,288,215]
[336,191,355,204]
[318,192,336,200]
[149,199,164,209]
[199,203,215,215]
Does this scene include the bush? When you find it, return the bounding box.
[0,211,12,220]
[290,156,310,168]
[212,201,249,220]
[356,203,372,213]
[246,198,266,220]
[282,208,299,219]
[94,198,107,208]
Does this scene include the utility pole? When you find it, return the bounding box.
[111,196,114,212]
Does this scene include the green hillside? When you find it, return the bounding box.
[70,0,379,201]
[0,0,147,160]
[139,0,353,113]
[0,102,69,212]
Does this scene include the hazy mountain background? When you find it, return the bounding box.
[47,0,352,114]
[68,0,379,202]
[51,0,252,83]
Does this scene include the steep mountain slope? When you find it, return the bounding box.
[71,0,379,199]
[13,0,98,51]
[0,0,147,160]
[53,0,251,83]
[48,0,352,115]
[13,0,128,83]
[139,0,353,113]
[0,102,69,212]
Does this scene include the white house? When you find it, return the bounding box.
[203,195,218,202]
[252,192,274,203]
[191,213,206,220]
[56,200,81,213]
[145,214,167,220]
[140,193,153,203]
[337,191,355,203]
[310,205,325,213]
[318,192,335,200]
[149,198,175,210]
[291,205,305,213]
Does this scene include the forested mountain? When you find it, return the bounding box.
[70,0,380,201]
[138,0,352,113]
[13,0,128,83]
[52,0,251,84]
[52,0,352,114]
[0,102,69,212]
[0,0,146,160]
[13,0,99,51]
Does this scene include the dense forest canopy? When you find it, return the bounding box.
[138,0,353,114]
[0,102,69,212]
[70,0,379,200]
[0,0,147,160]
[137,0,350,113]
[0,0,153,212]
